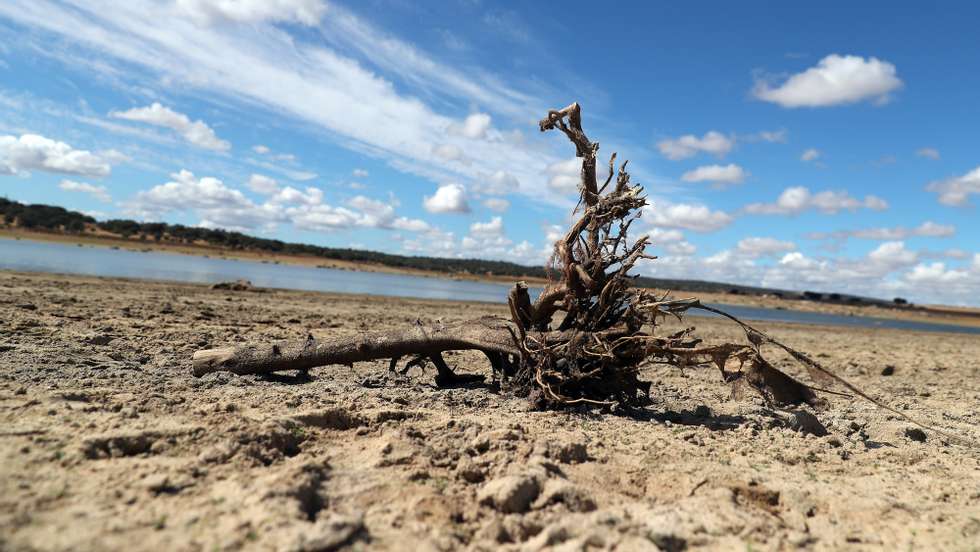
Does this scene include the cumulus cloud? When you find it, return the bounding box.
[681,163,747,186]
[352,168,369,178]
[475,170,520,196]
[423,183,470,213]
[268,185,323,206]
[926,166,980,206]
[0,134,112,177]
[110,103,230,151]
[458,113,491,139]
[915,147,940,160]
[867,241,918,269]
[545,157,581,194]
[252,145,270,154]
[643,202,733,233]
[469,216,504,237]
[905,262,969,284]
[58,179,112,203]
[736,237,796,258]
[175,0,326,26]
[126,169,432,235]
[247,173,279,194]
[642,236,979,306]
[132,170,252,213]
[657,131,733,160]
[753,54,903,108]
[800,148,820,162]
[482,198,510,213]
[644,227,696,256]
[744,186,888,215]
[458,216,523,258]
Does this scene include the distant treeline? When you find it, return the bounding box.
[0,196,900,306]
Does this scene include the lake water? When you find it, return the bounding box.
[3,237,978,336]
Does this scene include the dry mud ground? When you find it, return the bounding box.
[1,271,979,552]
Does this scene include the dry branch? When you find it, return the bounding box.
[191,102,971,444]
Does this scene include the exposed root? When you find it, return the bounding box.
[191,102,972,446]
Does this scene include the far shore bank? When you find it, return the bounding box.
[0,227,550,286]
[3,229,979,329]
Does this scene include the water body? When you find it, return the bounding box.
[3,237,978,336]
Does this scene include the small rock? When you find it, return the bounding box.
[16,303,37,311]
[554,441,589,464]
[533,479,596,512]
[86,334,114,346]
[210,279,254,291]
[291,514,364,552]
[473,519,511,544]
[143,474,182,495]
[648,533,687,552]
[455,456,486,484]
[478,473,541,513]
[905,427,927,442]
[881,365,896,376]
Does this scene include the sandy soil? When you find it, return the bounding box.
[1,271,979,551]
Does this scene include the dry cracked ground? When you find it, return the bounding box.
[1,271,979,551]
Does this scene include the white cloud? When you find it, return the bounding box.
[753,54,903,108]
[432,143,467,163]
[459,216,517,256]
[926,166,980,206]
[352,168,369,178]
[252,144,270,154]
[546,157,581,194]
[176,0,326,26]
[810,221,955,242]
[905,262,969,284]
[482,198,510,213]
[657,131,734,160]
[132,169,252,213]
[470,216,504,237]
[246,157,317,182]
[744,186,888,215]
[681,163,747,186]
[458,112,491,139]
[247,173,279,194]
[110,103,230,151]
[126,170,285,232]
[269,185,323,206]
[867,241,918,268]
[751,129,788,143]
[800,148,820,162]
[863,221,954,239]
[99,149,131,164]
[916,147,940,160]
[736,237,796,258]
[0,0,566,208]
[643,202,733,233]
[343,195,430,232]
[423,183,470,213]
[58,179,111,203]
[0,134,112,177]
[475,170,520,195]
[645,227,696,256]
[127,169,431,235]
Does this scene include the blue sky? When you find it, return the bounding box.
[1,1,978,305]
